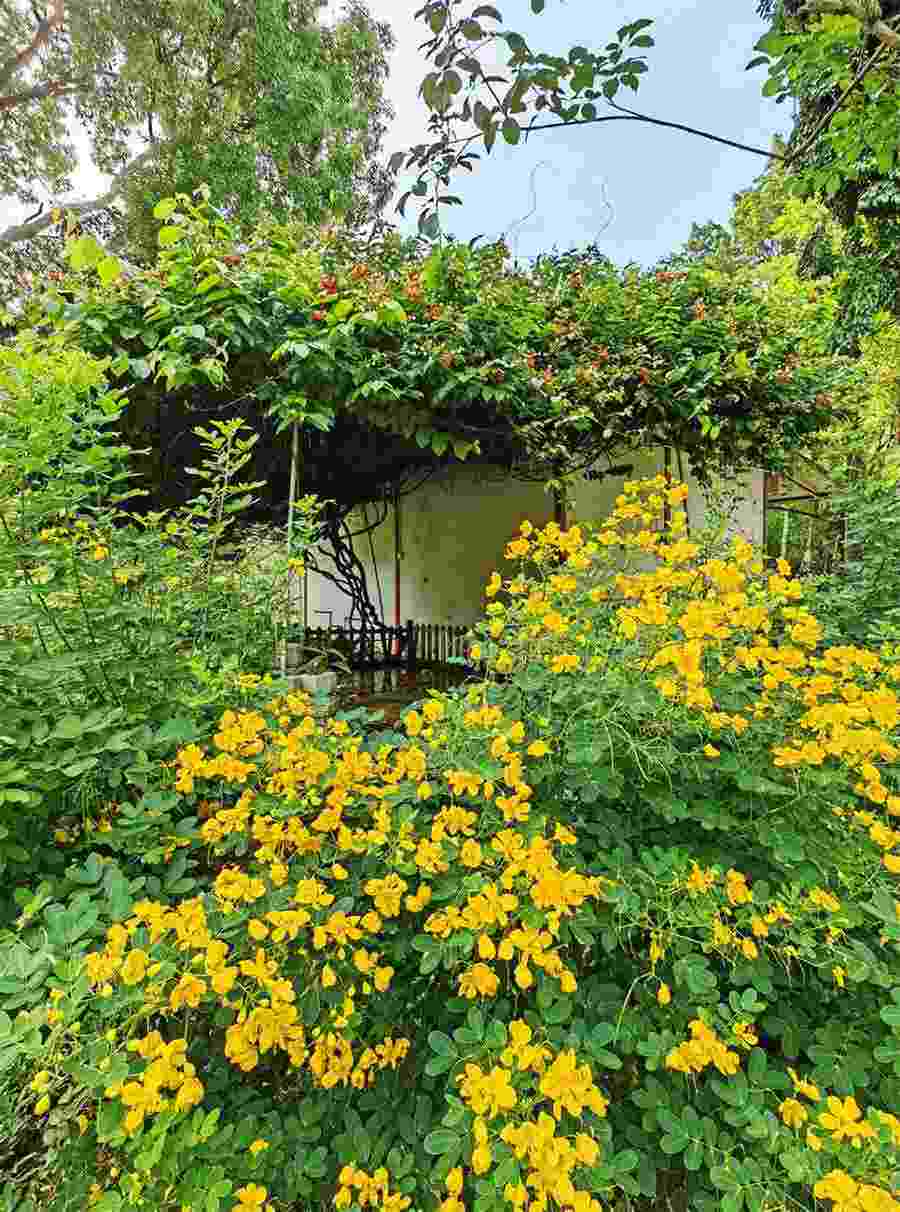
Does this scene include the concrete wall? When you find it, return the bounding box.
[299,451,764,629]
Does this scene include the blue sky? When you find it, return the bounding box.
[379,0,792,266]
[0,2,791,270]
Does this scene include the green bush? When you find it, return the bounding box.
[0,335,314,914]
[2,476,900,1212]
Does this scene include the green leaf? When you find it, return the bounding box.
[659,1133,688,1155]
[158,226,184,247]
[747,1047,768,1084]
[51,719,89,745]
[428,1031,456,1055]
[502,118,520,145]
[684,1139,704,1171]
[424,1053,455,1077]
[153,199,178,220]
[424,1129,461,1156]
[419,212,440,240]
[66,234,104,271]
[97,256,122,286]
[485,1020,507,1049]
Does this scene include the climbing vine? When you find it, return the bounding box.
[16,190,855,521]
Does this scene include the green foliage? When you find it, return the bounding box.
[811,470,900,643]
[18,191,857,496]
[0,0,395,291]
[0,335,315,915]
[2,479,900,1211]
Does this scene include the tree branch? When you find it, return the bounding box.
[786,39,887,163]
[0,0,66,93]
[523,104,786,161]
[0,145,160,246]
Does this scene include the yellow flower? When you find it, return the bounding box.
[703,744,720,758]
[814,1171,859,1206]
[459,963,499,999]
[169,973,206,1011]
[778,1097,808,1132]
[818,1096,876,1145]
[232,1185,269,1211]
[472,1141,492,1174]
[460,840,483,868]
[787,1067,820,1101]
[248,1139,269,1157]
[527,739,550,757]
[574,1133,600,1165]
[34,1094,51,1116]
[549,653,579,674]
[120,949,149,985]
[657,982,671,1006]
[494,651,513,674]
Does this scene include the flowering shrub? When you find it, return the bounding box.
[6,477,900,1212]
[24,192,854,498]
[0,335,317,912]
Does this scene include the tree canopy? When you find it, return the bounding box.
[0,0,395,286]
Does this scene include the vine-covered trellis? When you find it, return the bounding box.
[16,192,859,634]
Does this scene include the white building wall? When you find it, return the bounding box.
[300,451,764,629]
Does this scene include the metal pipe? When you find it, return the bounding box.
[393,490,401,657]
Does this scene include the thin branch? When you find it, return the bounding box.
[0,0,65,92]
[412,104,785,166]
[598,101,786,160]
[786,40,887,163]
[0,145,160,246]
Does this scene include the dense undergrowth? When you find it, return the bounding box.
[1,475,899,1212]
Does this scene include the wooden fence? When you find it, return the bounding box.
[285,621,481,671]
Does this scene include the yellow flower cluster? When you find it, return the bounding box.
[491,477,900,872]
[64,483,900,1212]
[813,1171,900,1212]
[450,1023,609,1212]
[334,1166,411,1211]
[665,1018,741,1077]
[104,1033,203,1135]
[499,1116,603,1212]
